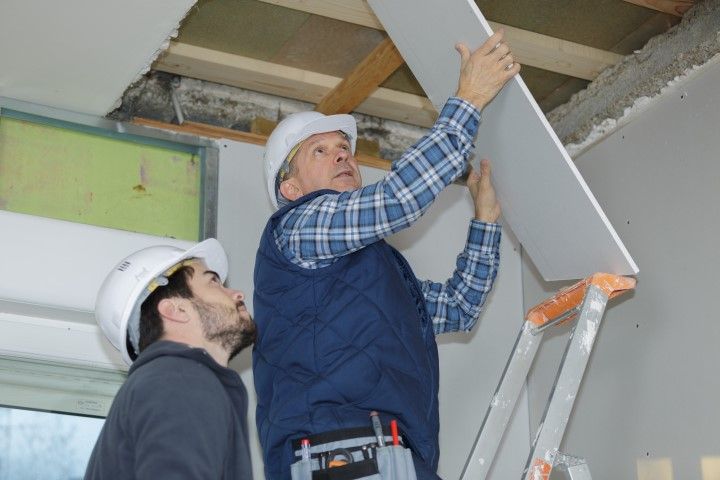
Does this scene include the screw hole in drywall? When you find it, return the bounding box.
[636,324,639,328]
[627,220,630,225]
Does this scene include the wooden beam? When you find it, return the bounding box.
[134,117,268,144]
[256,0,622,80]
[258,0,383,29]
[132,117,392,171]
[154,42,437,128]
[315,37,405,114]
[622,0,694,16]
[490,23,622,80]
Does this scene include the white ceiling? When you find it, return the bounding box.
[0,0,196,115]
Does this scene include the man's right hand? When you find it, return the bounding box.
[455,30,520,111]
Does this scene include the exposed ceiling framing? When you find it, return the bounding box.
[314,37,405,115]
[155,42,438,127]
[254,0,624,80]
[142,0,683,137]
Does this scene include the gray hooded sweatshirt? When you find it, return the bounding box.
[85,340,253,479]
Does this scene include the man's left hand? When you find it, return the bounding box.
[467,159,500,223]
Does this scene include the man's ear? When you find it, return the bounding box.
[279,178,303,202]
[157,298,191,324]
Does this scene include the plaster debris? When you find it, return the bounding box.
[564,54,720,157]
[549,0,720,153]
[111,73,426,161]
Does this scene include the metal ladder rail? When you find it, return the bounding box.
[460,273,635,480]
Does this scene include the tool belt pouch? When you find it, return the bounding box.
[290,428,417,480]
[290,445,416,480]
[291,457,379,480]
[375,445,417,480]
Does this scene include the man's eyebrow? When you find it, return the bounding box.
[202,270,221,280]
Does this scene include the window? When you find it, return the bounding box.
[0,406,104,480]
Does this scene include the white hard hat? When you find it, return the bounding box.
[94,238,228,366]
[264,111,357,209]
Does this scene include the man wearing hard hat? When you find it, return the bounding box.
[252,31,519,480]
[85,238,255,479]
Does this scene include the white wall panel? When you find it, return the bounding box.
[524,58,720,479]
[0,210,193,313]
[217,141,528,479]
[0,211,195,369]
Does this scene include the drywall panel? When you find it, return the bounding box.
[0,0,195,115]
[368,0,637,281]
[524,58,720,478]
[217,141,529,479]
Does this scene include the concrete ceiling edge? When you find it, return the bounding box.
[547,0,720,155]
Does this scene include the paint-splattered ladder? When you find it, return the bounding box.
[460,273,636,480]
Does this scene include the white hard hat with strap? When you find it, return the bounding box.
[94,238,228,366]
[264,111,357,209]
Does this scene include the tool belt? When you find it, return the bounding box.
[289,426,417,480]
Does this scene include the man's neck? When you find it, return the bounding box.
[160,333,230,367]
[201,341,230,367]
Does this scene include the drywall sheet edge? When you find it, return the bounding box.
[368,0,638,281]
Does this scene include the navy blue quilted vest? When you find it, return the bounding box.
[253,190,440,479]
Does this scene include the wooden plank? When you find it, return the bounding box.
[489,23,622,80]
[369,0,638,280]
[154,42,437,127]
[134,117,268,145]
[258,0,383,29]
[256,0,622,80]
[622,0,694,16]
[315,37,405,114]
[132,117,392,171]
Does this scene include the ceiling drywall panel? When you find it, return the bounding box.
[0,0,196,115]
[369,0,638,281]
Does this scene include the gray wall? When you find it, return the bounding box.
[523,58,720,479]
[217,141,530,479]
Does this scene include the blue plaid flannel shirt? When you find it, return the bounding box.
[274,97,501,334]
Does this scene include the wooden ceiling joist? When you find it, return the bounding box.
[132,116,393,171]
[622,0,694,16]
[154,42,437,127]
[315,37,405,114]
[257,0,622,80]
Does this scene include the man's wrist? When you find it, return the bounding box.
[455,90,489,112]
[474,211,499,223]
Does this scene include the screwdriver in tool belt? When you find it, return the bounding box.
[370,411,385,447]
[301,438,311,461]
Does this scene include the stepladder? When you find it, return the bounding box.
[460,273,636,480]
